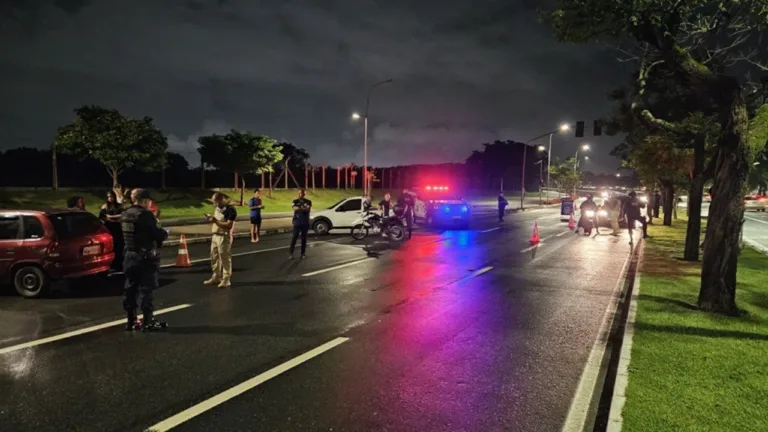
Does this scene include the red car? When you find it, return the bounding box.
[0,209,115,298]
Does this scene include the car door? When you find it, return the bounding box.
[334,198,363,227]
[0,214,23,281]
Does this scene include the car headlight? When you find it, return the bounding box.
[640,196,648,203]
[598,210,608,217]
[585,210,595,217]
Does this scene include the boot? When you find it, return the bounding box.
[139,309,167,332]
[126,310,139,331]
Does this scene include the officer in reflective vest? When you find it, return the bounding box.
[121,189,169,331]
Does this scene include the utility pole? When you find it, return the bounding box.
[51,143,58,191]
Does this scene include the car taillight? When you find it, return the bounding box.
[96,234,114,253]
[46,241,61,258]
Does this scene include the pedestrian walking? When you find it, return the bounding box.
[289,188,312,259]
[498,193,509,222]
[121,189,168,331]
[624,191,651,244]
[204,192,237,288]
[99,190,124,272]
[605,194,622,236]
[249,189,264,243]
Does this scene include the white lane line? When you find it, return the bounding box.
[0,304,193,355]
[607,267,641,432]
[557,230,571,237]
[161,245,295,268]
[302,257,377,277]
[745,215,768,225]
[480,227,501,233]
[520,243,544,253]
[561,247,632,432]
[146,337,350,432]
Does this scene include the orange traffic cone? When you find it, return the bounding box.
[529,221,540,245]
[568,212,575,230]
[176,235,191,267]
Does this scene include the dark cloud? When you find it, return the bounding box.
[0,0,630,172]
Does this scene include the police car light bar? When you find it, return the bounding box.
[425,185,449,191]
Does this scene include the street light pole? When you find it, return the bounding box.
[520,144,527,210]
[526,123,569,204]
[360,79,393,197]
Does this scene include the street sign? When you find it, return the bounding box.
[561,199,574,217]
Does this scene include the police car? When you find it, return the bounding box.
[412,185,471,229]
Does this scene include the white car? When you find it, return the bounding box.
[744,196,767,212]
[310,197,369,235]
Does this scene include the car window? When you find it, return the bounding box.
[744,197,755,201]
[0,215,21,240]
[327,199,346,210]
[48,212,103,240]
[22,216,45,239]
[337,199,362,212]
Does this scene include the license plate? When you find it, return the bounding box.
[83,245,102,256]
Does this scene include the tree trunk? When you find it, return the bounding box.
[201,163,206,190]
[698,87,749,315]
[52,143,58,191]
[234,172,238,190]
[663,183,674,226]
[109,167,119,188]
[268,171,273,198]
[684,141,706,261]
[647,186,655,224]
[238,172,245,206]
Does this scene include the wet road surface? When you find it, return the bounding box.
[743,210,768,254]
[0,207,637,432]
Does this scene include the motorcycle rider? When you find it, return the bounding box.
[577,194,600,236]
[121,189,168,331]
[398,189,415,239]
[604,194,622,236]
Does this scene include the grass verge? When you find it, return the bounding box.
[621,217,768,432]
[0,188,514,220]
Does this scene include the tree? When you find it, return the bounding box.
[278,142,311,171]
[197,130,283,205]
[550,158,582,195]
[54,105,167,187]
[547,0,768,314]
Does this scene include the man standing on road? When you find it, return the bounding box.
[204,192,236,288]
[398,189,415,239]
[249,189,264,243]
[605,194,622,236]
[121,189,168,331]
[497,193,509,222]
[624,191,651,244]
[289,188,312,259]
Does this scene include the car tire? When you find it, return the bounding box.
[313,220,331,235]
[351,224,368,240]
[14,266,50,299]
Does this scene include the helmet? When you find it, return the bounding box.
[628,191,637,197]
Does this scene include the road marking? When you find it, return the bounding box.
[607,266,641,432]
[0,304,193,355]
[161,244,296,268]
[520,243,543,253]
[557,230,571,237]
[302,257,377,277]
[745,215,768,226]
[146,337,349,432]
[561,247,633,432]
[480,227,501,233]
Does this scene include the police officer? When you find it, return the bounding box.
[121,189,168,331]
[497,192,509,222]
[289,188,312,259]
[624,191,651,244]
[398,189,415,239]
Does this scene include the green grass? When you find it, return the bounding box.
[0,188,514,220]
[622,217,768,432]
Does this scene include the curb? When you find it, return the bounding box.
[606,257,642,431]
[744,237,768,256]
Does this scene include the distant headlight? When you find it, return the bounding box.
[598,210,608,217]
[640,196,648,203]
[585,210,595,217]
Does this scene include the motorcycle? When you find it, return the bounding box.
[351,210,406,241]
[577,209,596,235]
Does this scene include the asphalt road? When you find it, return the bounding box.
[743,210,768,254]
[0,207,637,432]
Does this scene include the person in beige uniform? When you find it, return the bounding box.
[605,194,622,236]
[204,192,237,288]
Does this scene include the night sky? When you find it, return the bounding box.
[0,0,631,172]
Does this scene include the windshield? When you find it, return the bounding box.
[49,212,103,240]
[327,199,347,209]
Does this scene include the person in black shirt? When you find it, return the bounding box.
[379,192,393,217]
[99,190,124,272]
[498,193,509,222]
[121,189,168,331]
[249,189,264,243]
[397,189,416,239]
[624,191,651,244]
[289,188,312,259]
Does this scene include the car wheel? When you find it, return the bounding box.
[351,224,368,240]
[14,266,50,299]
[313,220,331,235]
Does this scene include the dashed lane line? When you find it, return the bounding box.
[301,257,377,277]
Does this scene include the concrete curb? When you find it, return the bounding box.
[744,237,768,256]
[606,259,642,432]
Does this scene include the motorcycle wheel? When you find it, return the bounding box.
[388,225,405,241]
[351,224,369,240]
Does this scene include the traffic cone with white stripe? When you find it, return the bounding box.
[529,221,540,245]
[176,235,191,267]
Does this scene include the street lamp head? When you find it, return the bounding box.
[582,144,590,151]
[537,145,546,152]
[351,112,361,120]
[559,123,570,132]
[584,156,590,161]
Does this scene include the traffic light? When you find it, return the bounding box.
[575,121,585,138]
[594,120,603,136]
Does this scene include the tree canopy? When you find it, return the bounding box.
[54,105,168,187]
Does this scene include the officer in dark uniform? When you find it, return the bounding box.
[121,189,169,331]
[289,188,312,259]
[398,189,415,239]
[497,193,509,222]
